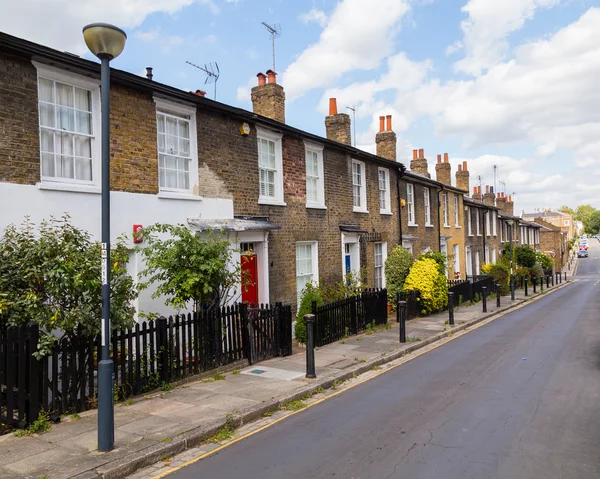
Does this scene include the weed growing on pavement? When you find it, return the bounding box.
[407,337,422,342]
[331,379,342,390]
[15,411,51,437]
[161,382,173,392]
[314,386,326,394]
[372,365,383,371]
[280,399,306,412]
[263,410,273,417]
[38,476,48,479]
[232,370,241,375]
[123,398,133,406]
[71,413,81,420]
[211,372,226,381]
[161,437,172,443]
[207,414,236,444]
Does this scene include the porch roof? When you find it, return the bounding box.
[187,217,281,232]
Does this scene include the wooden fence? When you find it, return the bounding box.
[1,303,292,428]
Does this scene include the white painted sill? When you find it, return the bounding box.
[158,191,203,201]
[37,182,101,194]
[407,223,419,227]
[259,198,287,207]
[380,211,393,216]
[307,204,327,210]
[353,208,369,214]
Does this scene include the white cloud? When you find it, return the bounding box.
[0,0,219,55]
[299,8,328,27]
[454,0,561,75]
[281,0,410,99]
[134,29,160,42]
[445,40,463,56]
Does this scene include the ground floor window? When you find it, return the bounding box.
[296,242,318,306]
[374,242,388,289]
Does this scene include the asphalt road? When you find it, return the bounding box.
[170,244,600,479]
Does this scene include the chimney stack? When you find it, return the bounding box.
[435,152,452,185]
[505,195,514,216]
[483,185,495,206]
[410,148,430,178]
[146,67,153,81]
[473,185,483,201]
[496,191,507,212]
[325,98,352,145]
[375,114,397,161]
[456,160,469,193]
[251,70,285,123]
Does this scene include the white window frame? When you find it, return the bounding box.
[485,245,490,263]
[492,248,497,264]
[296,241,319,307]
[475,250,480,275]
[467,207,473,236]
[155,98,199,197]
[476,209,481,236]
[564,220,570,226]
[453,244,460,276]
[341,233,361,279]
[378,168,391,215]
[424,188,432,226]
[465,246,473,276]
[304,141,325,209]
[34,63,102,193]
[454,195,460,227]
[374,242,388,289]
[485,210,491,236]
[443,192,449,227]
[352,159,368,213]
[257,127,285,206]
[492,211,497,236]
[407,183,416,226]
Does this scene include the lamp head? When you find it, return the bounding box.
[507,219,514,226]
[83,23,127,60]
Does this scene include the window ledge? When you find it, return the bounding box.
[353,208,369,214]
[158,191,203,201]
[425,225,435,228]
[444,225,451,228]
[455,226,462,229]
[259,198,287,207]
[408,223,419,227]
[37,182,101,194]
[380,211,393,216]
[307,204,327,210]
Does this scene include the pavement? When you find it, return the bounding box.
[0,271,573,479]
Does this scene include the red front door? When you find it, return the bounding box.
[241,254,259,305]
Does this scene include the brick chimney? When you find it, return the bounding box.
[456,161,469,193]
[375,115,396,161]
[325,98,351,145]
[410,148,430,178]
[473,185,483,202]
[251,70,285,123]
[435,152,452,185]
[496,191,507,212]
[483,185,495,206]
[505,195,514,216]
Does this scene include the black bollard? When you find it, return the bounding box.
[305,314,316,379]
[448,292,455,326]
[564,272,567,282]
[533,277,537,293]
[482,286,488,313]
[540,276,544,292]
[552,273,554,286]
[399,300,407,343]
[546,275,550,288]
[559,272,562,284]
[510,274,515,301]
[496,282,501,307]
[524,278,528,296]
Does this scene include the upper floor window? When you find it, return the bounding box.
[352,160,367,212]
[37,70,99,187]
[443,192,449,227]
[476,209,481,235]
[492,211,497,236]
[305,142,325,209]
[485,210,491,236]
[407,184,416,225]
[564,220,570,226]
[378,168,391,215]
[424,188,432,226]
[467,207,473,235]
[155,98,198,196]
[257,127,284,205]
[454,195,460,226]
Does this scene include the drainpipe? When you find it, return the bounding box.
[482,210,486,273]
[397,165,407,248]
[437,186,443,252]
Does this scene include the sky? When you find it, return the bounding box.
[1,0,599,214]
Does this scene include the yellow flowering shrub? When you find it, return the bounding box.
[403,258,448,315]
[481,263,493,274]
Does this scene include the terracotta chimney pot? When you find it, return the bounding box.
[379,116,385,132]
[329,98,338,116]
[444,153,449,163]
[462,161,468,170]
[458,164,462,171]
[386,115,392,131]
[266,69,277,84]
[437,154,442,164]
[418,148,424,159]
[257,72,266,86]
[413,149,418,160]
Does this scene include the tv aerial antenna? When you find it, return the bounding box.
[185,61,220,100]
[346,106,356,146]
[262,22,281,71]
[499,180,506,194]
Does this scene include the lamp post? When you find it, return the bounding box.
[507,219,515,301]
[83,23,127,453]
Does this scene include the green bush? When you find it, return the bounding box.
[319,269,367,303]
[535,252,553,272]
[515,246,536,268]
[385,247,414,307]
[487,263,510,295]
[403,258,448,315]
[418,251,447,275]
[294,283,323,343]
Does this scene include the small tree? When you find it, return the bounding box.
[294,283,324,343]
[515,246,536,268]
[403,258,448,315]
[0,216,137,355]
[385,246,414,307]
[535,252,553,273]
[137,223,241,313]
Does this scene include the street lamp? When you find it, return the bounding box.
[83,23,127,453]
[507,219,515,301]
